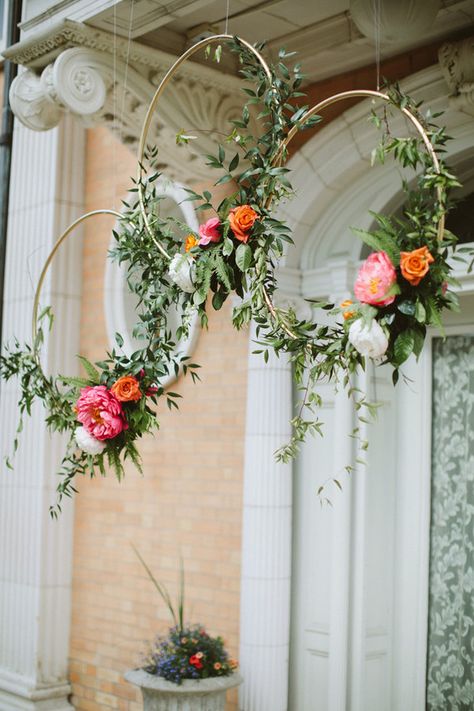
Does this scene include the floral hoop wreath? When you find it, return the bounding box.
[2,35,464,514]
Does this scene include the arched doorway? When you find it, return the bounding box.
[278,65,474,710]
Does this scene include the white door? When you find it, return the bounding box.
[289,292,474,711]
[289,366,398,711]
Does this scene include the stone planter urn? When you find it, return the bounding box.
[125,669,242,711]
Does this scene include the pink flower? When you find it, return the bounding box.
[75,385,127,441]
[198,217,221,246]
[354,251,397,307]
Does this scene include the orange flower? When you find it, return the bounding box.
[184,234,199,252]
[340,299,355,320]
[214,662,222,670]
[229,659,239,669]
[400,246,434,286]
[228,205,259,243]
[111,375,141,402]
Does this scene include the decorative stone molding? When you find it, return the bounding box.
[5,20,249,181]
[350,0,440,44]
[439,36,474,117]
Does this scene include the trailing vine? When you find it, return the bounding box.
[0,37,468,513]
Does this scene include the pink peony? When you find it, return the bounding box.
[198,217,221,246]
[354,251,397,307]
[75,385,127,441]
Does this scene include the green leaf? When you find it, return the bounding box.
[412,327,426,358]
[212,290,227,310]
[425,296,444,334]
[222,238,234,257]
[415,301,426,323]
[77,356,100,384]
[235,243,252,272]
[351,227,399,265]
[229,153,239,172]
[60,375,94,389]
[393,330,415,365]
[397,300,416,316]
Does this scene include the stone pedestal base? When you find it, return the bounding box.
[0,674,73,711]
[125,669,242,711]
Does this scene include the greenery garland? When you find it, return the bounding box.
[0,37,468,515]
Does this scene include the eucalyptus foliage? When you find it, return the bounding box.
[0,37,467,512]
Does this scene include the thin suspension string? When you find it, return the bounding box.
[372,0,381,90]
[119,1,135,162]
[224,0,230,34]
[112,2,118,210]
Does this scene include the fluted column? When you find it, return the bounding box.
[239,321,293,711]
[0,113,85,710]
[326,260,357,711]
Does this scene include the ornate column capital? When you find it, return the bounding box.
[9,47,107,131]
[439,36,474,117]
[6,20,250,181]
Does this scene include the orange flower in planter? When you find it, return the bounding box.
[229,205,259,242]
[111,375,142,402]
[400,246,434,286]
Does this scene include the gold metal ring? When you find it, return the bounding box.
[263,89,445,339]
[136,34,272,259]
[273,89,444,242]
[32,209,123,347]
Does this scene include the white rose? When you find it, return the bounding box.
[348,318,388,359]
[168,253,195,293]
[74,427,106,455]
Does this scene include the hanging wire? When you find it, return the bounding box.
[119,1,135,152]
[224,0,230,35]
[372,0,381,90]
[112,2,118,210]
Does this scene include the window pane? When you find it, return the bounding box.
[426,335,474,709]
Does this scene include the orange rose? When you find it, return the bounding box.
[228,205,259,243]
[184,234,199,252]
[400,246,434,286]
[340,299,355,320]
[111,375,142,402]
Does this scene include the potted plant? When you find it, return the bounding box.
[125,548,242,710]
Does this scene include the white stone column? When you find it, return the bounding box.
[326,260,357,711]
[239,321,293,711]
[0,114,85,710]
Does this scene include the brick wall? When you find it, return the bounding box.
[69,127,247,710]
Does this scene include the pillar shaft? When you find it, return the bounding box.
[0,114,85,711]
[239,322,293,711]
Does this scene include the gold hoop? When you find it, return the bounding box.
[262,90,446,338]
[32,209,123,346]
[135,36,445,342]
[136,34,272,259]
[273,89,445,242]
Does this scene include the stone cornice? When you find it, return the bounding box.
[2,19,239,93]
[5,21,249,182]
[439,35,474,116]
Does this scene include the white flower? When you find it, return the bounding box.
[74,427,106,455]
[348,318,389,359]
[168,253,195,293]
